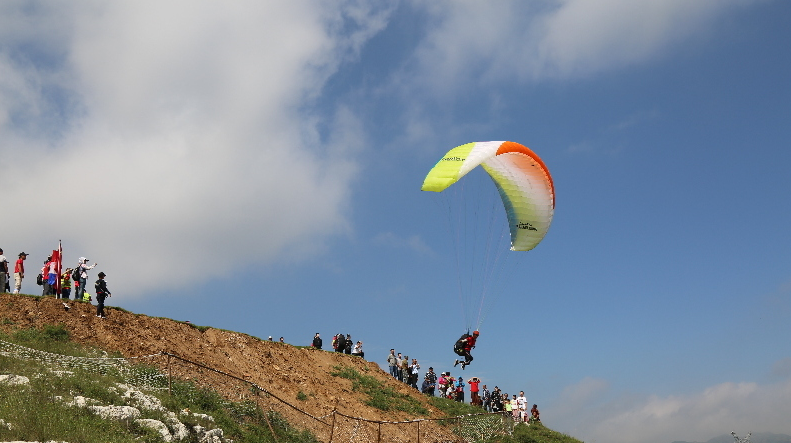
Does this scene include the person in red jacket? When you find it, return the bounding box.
[454,330,479,369]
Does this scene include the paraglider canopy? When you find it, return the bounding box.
[422,141,554,251]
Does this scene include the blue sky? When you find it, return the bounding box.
[2,1,790,442]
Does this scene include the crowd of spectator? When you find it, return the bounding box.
[0,247,110,318]
[385,347,540,423]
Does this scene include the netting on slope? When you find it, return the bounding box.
[0,339,167,390]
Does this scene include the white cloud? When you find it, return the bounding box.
[548,374,791,443]
[0,1,390,297]
[398,0,751,94]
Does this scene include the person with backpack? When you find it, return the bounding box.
[344,334,352,354]
[453,330,479,369]
[40,255,52,296]
[94,271,111,318]
[334,333,346,353]
[73,257,97,301]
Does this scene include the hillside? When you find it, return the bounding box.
[0,293,433,423]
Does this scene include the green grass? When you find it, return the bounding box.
[487,422,583,443]
[330,364,429,415]
[429,395,486,417]
[0,324,320,443]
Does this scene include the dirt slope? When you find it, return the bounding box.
[0,293,440,422]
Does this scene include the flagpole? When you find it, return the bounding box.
[55,240,62,297]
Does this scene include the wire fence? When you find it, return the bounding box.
[0,339,514,442]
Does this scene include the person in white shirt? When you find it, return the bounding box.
[516,391,528,422]
[74,257,97,301]
[352,341,364,358]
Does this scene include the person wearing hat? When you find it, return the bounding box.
[94,271,111,318]
[74,257,98,301]
[13,252,28,294]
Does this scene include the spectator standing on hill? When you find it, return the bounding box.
[395,352,404,381]
[13,252,28,294]
[409,358,420,388]
[344,334,352,354]
[74,257,97,301]
[387,349,398,378]
[94,271,111,318]
[60,269,72,299]
[424,368,437,396]
[482,385,491,411]
[0,249,8,293]
[334,333,346,353]
[41,256,52,296]
[437,372,447,396]
[454,377,465,402]
[516,391,528,422]
[420,377,436,397]
[468,377,481,406]
[312,333,322,349]
[423,368,437,396]
[400,356,409,384]
[491,387,502,412]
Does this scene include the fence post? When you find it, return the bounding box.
[377,422,381,443]
[417,420,420,443]
[262,407,279,443]
[328,401,338,443]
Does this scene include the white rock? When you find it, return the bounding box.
[87,405,141,421]
[180,410,215,422]
[0,375,30,385]
[135,418,173,442]
[116,383,165,411]
[199,428,224,443]
[65,396,100,408]
[163,412,190,440]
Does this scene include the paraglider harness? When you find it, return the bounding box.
[453,333,471,356]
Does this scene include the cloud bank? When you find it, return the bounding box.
[0,2,389,296]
